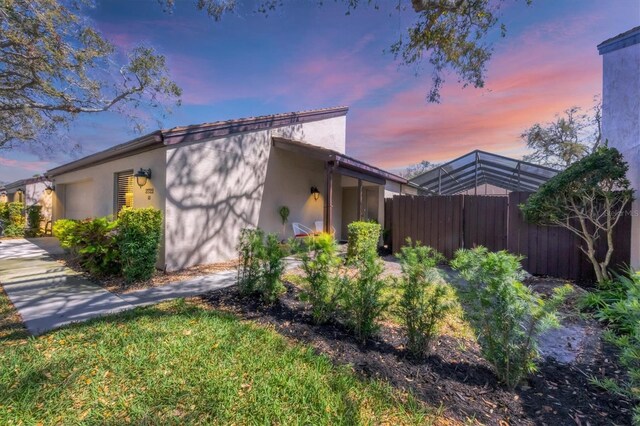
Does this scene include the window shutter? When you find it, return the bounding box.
[115,171,134,214]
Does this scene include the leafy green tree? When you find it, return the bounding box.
[401,160,440,179]
[1,0,181,149]
[521,147,633,284]
[522,99,602,169]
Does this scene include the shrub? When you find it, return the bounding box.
[0,202,25,237]
[301,232,344,324]
[396,239,451,357]
[25,205,43,237]
[342,239,389,342]
[451,247,571,389]
[258,233,286,303]
[237,228,265,296]
[585,270,639,422]
[347,221,381,263]
[236,228,287,303]
[117,207,163,283]
[73,217,120,276]
[52,219,79,250]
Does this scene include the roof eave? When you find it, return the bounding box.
[598,26,640,55]
[47,132,164,177]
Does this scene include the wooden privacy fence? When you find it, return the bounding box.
[386,193,632,283]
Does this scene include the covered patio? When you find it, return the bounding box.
[271,137,408,240]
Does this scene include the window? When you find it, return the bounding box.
[114,170,134,214]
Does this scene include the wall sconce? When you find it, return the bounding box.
[310,186,320,201]
[44,184,55,195]
[134,168,152,188]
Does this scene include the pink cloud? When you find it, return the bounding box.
[348,14,603,169]
[0,157,51,172]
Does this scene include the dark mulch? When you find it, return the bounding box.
[202,282,634,426]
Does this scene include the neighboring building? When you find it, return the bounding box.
[599,26,640,269]
[47,107,413,271]
[1,176,53,225]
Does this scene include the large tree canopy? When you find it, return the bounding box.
[521,146,633,283]
[2,0,527,150]
[0,0,181,150]
[522,99,602,169]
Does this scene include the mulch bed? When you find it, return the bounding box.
[202,282,634,425]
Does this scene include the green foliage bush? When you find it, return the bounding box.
[583,270,640,423]
[259,233,286,303]
[52,219,79,250]
[0,202,25,237]
[342,233,388,342]
[236,228,286,303]
[25,205,43,237]
[347,221,381,263]
[73,217,120,276]
[451,247,571,389]
[301,232,344,324]
[396,239,451,357]
[237,228,265,296]
[117,207,163,283]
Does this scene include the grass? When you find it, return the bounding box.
[0,292,439,425]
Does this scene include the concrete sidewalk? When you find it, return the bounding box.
[0,239,133,335]
[0,238,239,335]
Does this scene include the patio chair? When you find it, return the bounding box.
[314,221,336,235]
[292,222,315,238]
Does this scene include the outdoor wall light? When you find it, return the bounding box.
[310,186,320,201]
[134,168,152,188]
[44,184,55,195]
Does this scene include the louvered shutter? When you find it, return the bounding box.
[114,171,134,214]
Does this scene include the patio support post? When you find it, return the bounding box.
[474,151,479,196]
[438,168,442,195]
[357,179,363,221]
[324,161,335,233]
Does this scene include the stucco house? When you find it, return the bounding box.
[599,26,640,268]
[47,107,416,271]
[1,176,53,224]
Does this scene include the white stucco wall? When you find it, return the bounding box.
[164,118,348,271]
[51,148,167,220]
[271,115,347,154]
[602,42,640,268]
[384,181,418,198]
[25,181,52,223]
[51,148,167,267]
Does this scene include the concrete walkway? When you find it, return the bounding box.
[0,238,238,335]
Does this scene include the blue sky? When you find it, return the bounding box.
[1,0,639,182]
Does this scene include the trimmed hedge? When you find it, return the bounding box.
[347,221,381,262]
[0,202,25,237]
[117,207,163,283]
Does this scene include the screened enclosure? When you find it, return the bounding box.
[410,150,559,195]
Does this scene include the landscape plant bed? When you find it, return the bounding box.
[202,281,634,425]
[52,252,238,293]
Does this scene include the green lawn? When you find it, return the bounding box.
[0,294,438,425]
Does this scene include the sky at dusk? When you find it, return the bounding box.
[1,0,639,182]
